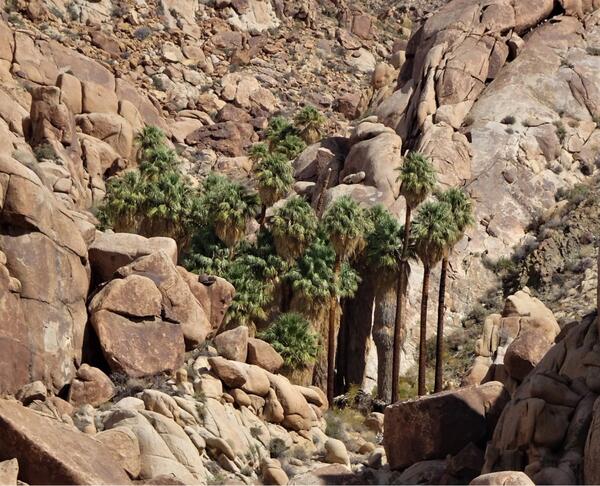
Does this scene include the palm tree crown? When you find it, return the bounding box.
[294,106,325,144]
[136,125,166,158]
[397,152,437,209]
[271,196,319,262]
[365,205,404,273]
[248,143,269,163]
[437,187,474,246]
[202,174,260,248]
[254,153,294,208]
[412,201,458,268]
[321,196,372,261]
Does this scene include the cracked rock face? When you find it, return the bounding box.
[369,1,600,375]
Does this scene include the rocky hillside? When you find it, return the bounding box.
[1,0,600,484]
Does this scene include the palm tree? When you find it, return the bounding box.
[202,174,260,255]
[248,143,269,163]
[321,196,371,403]
[392,152,436,403]
[271,197,319,263]
[254,153,294,229]
[433,188,474,392]
[139,146,179,181]
[135,125,165,160]
[364,205,403,402]
[294,106,325,144]
[266,116,295,149]
[97,170,146,232]
[275,134,306,160]
[260,313,320,371]
[412,201,457,396]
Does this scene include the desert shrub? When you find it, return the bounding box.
[260,313,319,369]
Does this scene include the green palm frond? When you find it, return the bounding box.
[437,187,475,247]
[254,153,294,207]
[271,196,319,262]
[260,313,319,369]
[365,205,403,273]
[321,196,372,260]
[396,152,437,209]
[412,201,458,268]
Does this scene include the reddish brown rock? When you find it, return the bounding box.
[89,275,163,318]
[88,232,177,282]
[68,364,115,407]
[247,338,284,373]
[91,310,185,378]
[0,399,130,484]
[96,427,141,479]
[208,357,270,396]
[177,269,235,334]
[82,80,119,115]
[504,330,552,381]
[116,252,211,348]
[214,327,248,362]
[384,382,509,470]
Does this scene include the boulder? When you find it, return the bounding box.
[81,81,119,114]
[0,399,130,484]
[470,471,534,485]
[504,330,552,381]
[15,381,47,406]
[214,326,248,362]
[89,275,163,318]
[179,281,221,323]
[91,309,185,377]
[384,382,509,469]
[247,338,284,373]
[116,252,212,348]
[88,232,177,282]
[208,357,270,396]
[76,113,134,159]
[268,372,313,431]
[68,364,115,407]
[0,459,18,485]
[96,427,142,478]
[104,410,198,484]
[289,464,355,485]
[325,438,350,467]
[261,457,288,485]
[0,155,89,394]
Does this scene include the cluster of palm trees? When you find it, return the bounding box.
[99,110,473,404]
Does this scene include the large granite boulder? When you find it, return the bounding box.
[0,399,130,484]
[68,364,115,407]
[214,326,248,362]
[88,232,177,282]
[384,382,509,469]
[0,155,89,394]
[115,252,212,348]
[247,338,284,373]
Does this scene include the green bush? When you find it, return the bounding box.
[260,312,319,369]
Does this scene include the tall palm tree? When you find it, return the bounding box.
[202,174,260,255]
[271,196,319,263]
[433,188,474,392]
[254,153,294,228]
[294,106,325,144]
[321,196,371,403]
[392,152,436,403]
[248,143,269,163]
[364,205,403,402]
[412,201,457,396]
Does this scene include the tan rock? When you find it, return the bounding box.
[116,252,211,348]
[88,232,177,282]
[82,81,118,114]
[68,364,115,407]
[96,427,141,478]
[325,438,350,467]
[261,458,288,485]
[214,326,248,362]
[0,459,18,485]
[0,399,130,484]
[247,338,284,373]
[90,275,163,318]
[470,471,534,485]
[208,357,270,396]
[384,382,509,470]
[76,113,134,158]
[91,309,185,377]
[504,330,552,381]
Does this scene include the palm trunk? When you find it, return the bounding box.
[327,255,342,405]
[434,257,448,393]
[418,264,431,396]
[315,168,332,218]
[259,204,267,230]
[373,277,396,402]
[391,206,412,403]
